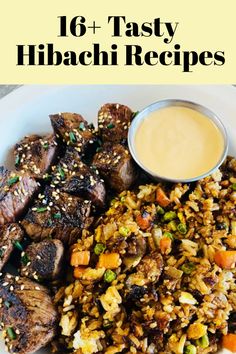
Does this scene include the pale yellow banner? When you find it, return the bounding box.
[0,0,235,83]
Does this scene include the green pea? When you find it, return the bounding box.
[163,231,173,240]
[181,262,196,275]
[156,205,165,215]
[196,334,209,348]
[184,344,197,354]
[177,223,188,234]
[119,226,130,237]
[163,211,176,222]
[232,183,236,191]
[104,269,116,283]
[94,243,106,255]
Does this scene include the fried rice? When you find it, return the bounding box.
[54,156,236,354]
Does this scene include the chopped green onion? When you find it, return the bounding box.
[168,220,177,231]
[104,269,117,283]
[184,344,197,354]
[132,111,139,118]
[96,147,102,153]
[94,243,106,255]
[0,248,5,258]
[79,122,85,131]
[97,139,102,146]
[43,143,49,150]
[196,334,209,348]
[107,123,115,129]
[163,231,173,240]
[181,262,196,275]
[7,176,19,186]
[177,223,188,234]
[36,207,48,213]
[156,205,165,215]
[53,212,61,219]
[4,301,11,308]
[48,219,53,226]
[232,183,236,191]
[119,226,130,237]
[58,167,65,179]
[15,155,20,166]
[88,123,95,130]
[7,327,17,340]
[21,253,30,265]
[69,131,76,143]
[43,173,52,181]
[110,198,117,206]
[103,319,113,328]
[163,211,177,222]
[13,241,23,251]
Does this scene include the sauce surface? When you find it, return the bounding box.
[134,106,224,180]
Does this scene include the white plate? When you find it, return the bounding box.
[0,85,235,354]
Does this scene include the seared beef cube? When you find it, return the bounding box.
[14,134,58,179]
[20,239,64,281]
[92,143,137,192]
[0,224,23,271]
[98,103,133,143]
[0,167,39,225]
[50,112,96,155]
[0,274,58,354]
[53,149,106,208]
[22,187,92,245]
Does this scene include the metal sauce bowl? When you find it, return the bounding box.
[128,99,228,183]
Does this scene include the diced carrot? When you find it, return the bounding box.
[222,333,236,352]
[97,253,120,269]
[156,187,171,207]
[74,266,86,279]
[71,251,90,267]
[214,250,236,269]
[160,237,172,254]
[136,213,152,230]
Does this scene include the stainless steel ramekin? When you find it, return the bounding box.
[128,99,228,183]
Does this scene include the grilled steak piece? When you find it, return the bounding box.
[22,187,92,245]
[0,167,39,225]
[92,143,137,192]
[98,103,133,143]
[20,239,64,281]
[50,112,96,155]
[53,149,106,208]
[14,134,58,179]
[0,274,58,354]
[0,224,23,271]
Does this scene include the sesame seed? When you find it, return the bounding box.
[15,276,20,281]
[2,282,9,287]
[20,285,24,291]
[35,286,40,291]
[10,286,14,291]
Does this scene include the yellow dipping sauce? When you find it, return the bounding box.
[134,106,224,180]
